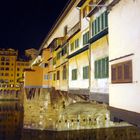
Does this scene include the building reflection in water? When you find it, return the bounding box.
[0,101,23,140]
[1,101,140,140]
[22,126,140,140]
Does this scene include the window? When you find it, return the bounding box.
[75,39,79,49]
[53,57,56,65]
[5,57,9,61]
[17,73,19,77]
[83,6,88,18]
[53,73,56,81]
[17,68,20,71]
[62,44,68,56]
[1,57,5,61]
[92,11,108,36]
[72,69,77,80]
[57,51,61,60]
[6,62,9,65]
[49,74,52,80]
[1,62,4,65]
[70,42,74,51]
[44,63,48,67]
[0,73,4,76]
[1,67,4,70]
[5,68,9,71]
[44,74,49,80]
[95,57,109,79]
[57,71,60,80]
[5,73,9,76]
[83,66,89,79]
[63,65,67,80]
[64,25,68,35]
[111,60,132,83]
[83,31,89,45]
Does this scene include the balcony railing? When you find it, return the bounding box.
[67,22,81,39]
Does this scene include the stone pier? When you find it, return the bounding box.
[23,88,130,131]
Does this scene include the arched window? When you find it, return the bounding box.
[1,57,5,61]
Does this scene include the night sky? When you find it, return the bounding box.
[0,0,68,55]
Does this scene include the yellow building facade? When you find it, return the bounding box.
[0,48,29,100]
[24,0,109,103]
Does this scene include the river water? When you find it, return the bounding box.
[1,101,140,140]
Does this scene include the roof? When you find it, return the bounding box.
[76,0,86,8]
[39,0,77,53]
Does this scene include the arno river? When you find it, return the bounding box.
[1,101,140,140]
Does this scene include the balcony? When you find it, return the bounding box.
[67,22,81,39]
[48,38,64,51]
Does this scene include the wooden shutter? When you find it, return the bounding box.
[111,60,132,84]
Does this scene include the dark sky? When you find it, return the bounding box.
[0,0,68,55]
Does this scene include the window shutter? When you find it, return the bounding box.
[111,60,132,83]
[95,61,98,78]
[111,66,117,82]
[105,11,108,28]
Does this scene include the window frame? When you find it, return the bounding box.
[83,66,89,79]
[111,60,132,84]
[72,69,77,80]
[95,57,109,79]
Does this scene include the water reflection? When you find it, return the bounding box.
[22,127,140,140]
[0,101,23,140]
[1,101,140,140]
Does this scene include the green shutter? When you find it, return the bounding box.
[83,66,89,79]
[98,60,101,78]
[72,69,77,80]
[95,57,109,79]
[93,21,96,36]
[105,11,108,28]
[83,32,89,45]
[101,13,104,30]
[95,20,97,35]
[92,21,94,36]
[95,61,98,78]
[97,16,100,33]
[102,58,106,78]
[75,39,79,48]
[106,57,109,77]
[71,42,74,51]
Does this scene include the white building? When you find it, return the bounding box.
[109,0,140,126]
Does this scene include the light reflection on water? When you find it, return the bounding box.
[1,101,140,140]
